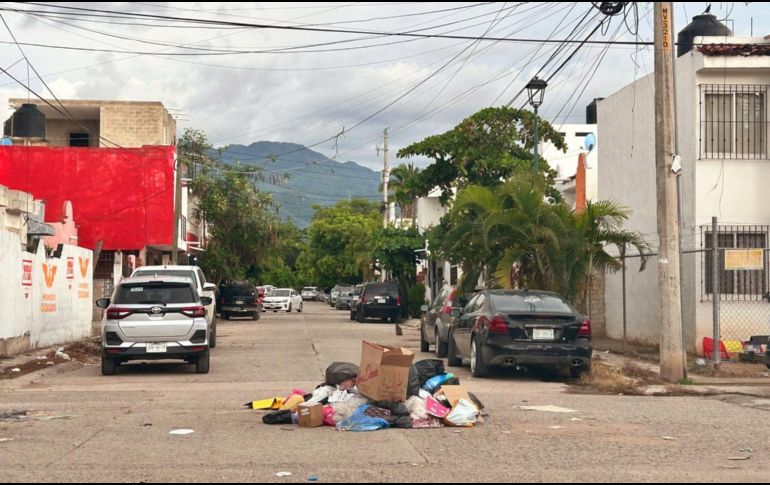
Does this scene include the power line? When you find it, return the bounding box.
[12,3,655,46]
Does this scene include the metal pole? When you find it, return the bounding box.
[172,157,181,265]
[533,106,539,174]
[676,172,688,376]
[712,216,721,367]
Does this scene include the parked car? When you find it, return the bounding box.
[330,285,342,307]
[263,288,303,313]
[336,290,354,310]
[131,265,218,348]
[447,289,592,378]
[219,282,261,321]
[96,276,212,375]
[301,286,320,301]
[351,284,363,308]
[353,282,402,324]
[420,286,468,358]
[255,286,268,305]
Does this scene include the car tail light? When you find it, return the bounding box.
[362,295,367,304]
[489,315,508,334]
[181,306,206,318]
[396,297,401,307]
[190,346,207,353]
[220,297,225,305]
[578,318,592,338]
[107,308,133,320]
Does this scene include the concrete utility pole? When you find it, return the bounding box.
[380,128,390,230]
[654,2,686,382]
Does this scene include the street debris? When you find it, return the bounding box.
[570,418,583,422]
[661,436,677,441]
[37,415,76,421]
[169,429,195,436]
[274,472,293,478]
[0,438,14,443]
[308,476,319,482]
[728,456,752,461]
[739,448,754,453]
[251,341,486,432]
[549,426,564,430]
[0,410,28,422]
[10,368,20,373]
[55,348,71,361]
[519,405,578,414]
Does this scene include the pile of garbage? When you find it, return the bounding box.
[247,341,485,431]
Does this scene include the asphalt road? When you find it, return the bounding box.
[0,302,767,483]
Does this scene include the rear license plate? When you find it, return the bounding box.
[533,329,555,340]
[146,343,167,353]
[376,297,387,304]
[236,300,244,305]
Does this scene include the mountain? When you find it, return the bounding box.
[218,142,381,228]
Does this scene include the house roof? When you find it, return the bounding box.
[697,44,770,57]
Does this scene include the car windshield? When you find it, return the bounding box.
[271,290,291,298]
[303,287,317,291]
[490,293,575,314]
[135,270,196,285]
[221,283,254,296]
[115,282,196,305]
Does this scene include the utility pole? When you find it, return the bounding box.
[379,128,390,230]
[172,156,182,265]
[654,2,685,382]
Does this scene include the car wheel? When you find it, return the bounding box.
[447,331,462,368]
[350,311,356,321]
[195,352,210,374]
[435,328,448,358]
[357,309,366,324]
[420,325,430,352]
[287,304,292,313]
[392,312,402,324]
[273,310,278,313]
[209,324,217,349]
[298,304,303,313]
[101,355,117,376]
[221,312,229,321]
[471,336,491,378]
[569,367,584,379]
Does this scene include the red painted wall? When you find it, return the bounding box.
[0,145,175,251]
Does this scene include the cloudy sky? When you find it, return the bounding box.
[1,2,768,171]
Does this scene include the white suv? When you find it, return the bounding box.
[131,266,218,348]
[301,287,320,301]
[96,276,212,375]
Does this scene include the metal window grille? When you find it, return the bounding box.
[699,84,769,160]
[701,225,769,301]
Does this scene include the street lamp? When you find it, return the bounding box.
[526,76,548,174]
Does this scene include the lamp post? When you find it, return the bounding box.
[526,76,548,174]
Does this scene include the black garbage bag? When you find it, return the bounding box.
[262,410,294,425]
[325,362,359,386]
[414,359,446,387]
[389,415,413,429]
[372,400,410,416]
[407,366,421,397]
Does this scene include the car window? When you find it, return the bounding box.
[364,283,399,297]
[197,269,207,286]
[463,294,480,314]
[430,288,448,311]
[490,293,576,314]
[475,294,487,313]
[115,282,196,305]
[135,270,197,288]
[272,290,291,297]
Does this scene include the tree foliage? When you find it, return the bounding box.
[397,107,567,204]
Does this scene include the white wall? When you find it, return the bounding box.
[0,230,94,356]
[541,123,600,201]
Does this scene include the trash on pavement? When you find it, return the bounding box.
[10,368,20,373]
[728,456,752,461]
[251,340,489,432]
[0,410,27,422]
[335,404,390,432]
[325,362,359,386]
[0,438,14,443]
[55,348,71,361]
[169,429,195,435]
[298,403,323,428]
[274,472,293,478]
[308,476,319,482]
[519,405,578,414]
[426,396,450,419]
[444,399,479,427]
[661,436,676,441]
[356,341,414,402]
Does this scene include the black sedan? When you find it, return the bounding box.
[447,290,592,378]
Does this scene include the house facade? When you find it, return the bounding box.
[598,33,770,352]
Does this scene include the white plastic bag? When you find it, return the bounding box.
[331,395,368,423]
[405,396,428,420]
[307,386,335,404]
[444,399,479,427]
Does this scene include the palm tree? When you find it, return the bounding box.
[380,163,421,224]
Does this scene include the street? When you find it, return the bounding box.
[0,303,767,483]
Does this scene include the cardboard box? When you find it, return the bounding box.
[438,385,471,407]
[356,341,414,402]
[297,403,323,428]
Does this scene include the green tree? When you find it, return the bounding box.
[397,106,567,204]
[380,163,421,222]
[370,226,425,316]
[297,199,381,289]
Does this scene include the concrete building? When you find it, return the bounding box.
[6,98,176,148]
[598,30,770,352]
[415,187,461,302]
[540,121,599,209]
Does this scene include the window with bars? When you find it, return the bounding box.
[700,84,768,160]
[703,227,768,300]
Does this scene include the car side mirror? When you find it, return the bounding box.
[451,308,462,318]
[203,283,217,292]
[96,298,110,309]
[200,296,213,306]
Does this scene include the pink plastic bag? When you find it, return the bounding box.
[322,405,336,427]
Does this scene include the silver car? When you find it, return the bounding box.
[96,276,213,376]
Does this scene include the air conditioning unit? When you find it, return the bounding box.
[6,190,31,213]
